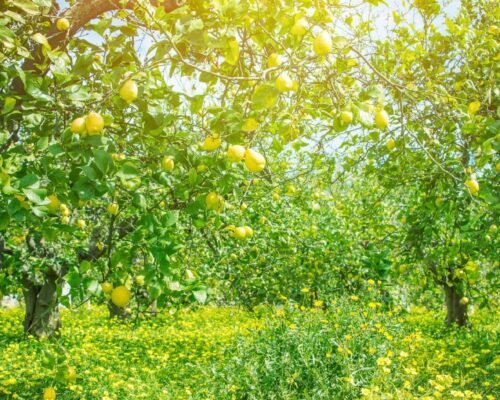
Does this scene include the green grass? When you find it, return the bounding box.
[0,302,498,399]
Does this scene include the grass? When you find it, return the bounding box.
[0,301,498,399]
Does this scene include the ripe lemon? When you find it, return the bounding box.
[206,192,224,211]
[313,31,333,56]
[465,179,479,195]
[111,286,131,308]
[291,18,308,36]
[85,112,104,135]
[107,203,119,216]
[161,156,175,172]
[227,145,246,162]
[244,149,266,173]
[47,194,60,214]
[243,226,254,237]
[267,53,283,68]
[43,387,56,400]
[119,80,138,104]
[340,111,353,125]
[202,135,222,151]
[56,18,70,31]
[275,73,293,92]
[66,366,77,383]
[101,282,113,294]
[386,138,396,151]
[459,297,469,305]
[70,117,86,134]
[374,109,389,130]
[233,226,247,240]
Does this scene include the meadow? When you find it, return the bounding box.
[1,300,498,400]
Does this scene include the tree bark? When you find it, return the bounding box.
[444,284,468,327]
[22,271,62,338]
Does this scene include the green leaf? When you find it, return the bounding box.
[252,85,279,110]
[2,97,16,114]
[93,149,113,175]
[193,289,207,304]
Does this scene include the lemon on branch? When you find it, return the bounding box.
[56,18,70,31]
[227,145,246,162]
[245,149,266,173]
[70,117,86,134]
[85,112,104,135]
[374,109,389,130]
[313,31,333,56]
[111,286,131,308]
[119,80,138,104]
[202,135,222,151]
[275,73,293,92]
[161,156,175,172]
[267,53,283,68]
[465,179,479,196]
[101,282,113,294]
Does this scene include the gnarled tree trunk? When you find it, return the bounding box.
[444,284,468,327]
[22,270,62,338]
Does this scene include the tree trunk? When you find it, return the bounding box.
[444,285,468,327]
[107,301,129,319]
[22,273,61,338]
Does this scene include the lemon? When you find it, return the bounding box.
[107,203,119,215]
[70,117,86,134]
[206,192,224,211]
[313,31,333,56]
[227,145,246,162]
[101,282,113,294]
[340,111,353,125]
[243,226,254,237]
[111,286,131,308]
[135,275,145,286]
[275,73,293,92]
[258,216,267,225]
[386,138,396,151]
[85,112,104,135]
[47,194,60,214]
[465,179,479,195]
[56,18,70,31]
[291,18,308,36]
[66,366,77,383]
[43,387,56,400]
[267,53,283,68]
[202,135,222,151]
[241,118,259,132]
[459,297,469,305]
[161,156,175,172]
[233,226,247,240]
[119,80,138,104]
[374,109,389,130]
[245,148,266,173]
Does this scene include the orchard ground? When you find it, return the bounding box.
[0,299,498,400]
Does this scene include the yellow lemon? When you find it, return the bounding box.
[233,226,247,240]
[206,192,224,211]
[459,297,469,305]
[241,118,259,132]
[70,117,86,134]
[119,80,138,104]
[465,179,479,195]
[313,31,333,56]
[85,112,104,135]
[66,366,77,383]
[227,145,246,162]
[135,275,145,286]
[56,18,70,31]
[47,195,60,214]
[245,148,266,173]
[161,156,175,172]
[107,203,119,216]
[43,387,56,400]
[374,109,389,130]
[101,282,113,294]
[386,138,396,151]
[267,53,283,68]
[202,135,222,151]
[243,226,254,237]
[340,111,353,125]
[291,18,308,36]
[111,286,131,308]
[467,101,480,115]
[275,73,293,92]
